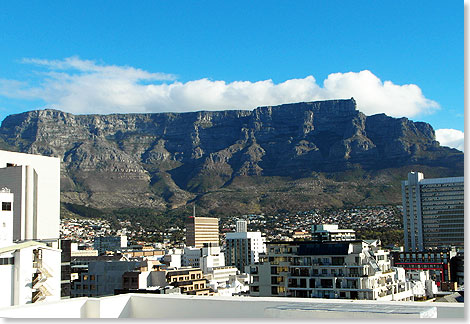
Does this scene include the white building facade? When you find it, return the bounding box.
[248,240,414,301]
[0,150,60,243]
[225,231,266,273]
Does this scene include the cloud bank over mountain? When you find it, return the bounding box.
[0,57,439,117]
[0,57,463,151]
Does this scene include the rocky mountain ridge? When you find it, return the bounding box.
[0,98,463,213]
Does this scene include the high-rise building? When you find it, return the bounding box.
[0,151,62,307]
[401,172,464,251]
[0,191,61,306]
[225,225,266,273]
[185,217,219,248]
[0,150,60,243]
[236,219,247,232]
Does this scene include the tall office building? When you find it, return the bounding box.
[185,217,219,248]
[225,222,266,273]
[402,172,464,251]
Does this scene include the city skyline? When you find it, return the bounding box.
[0,1,464,151]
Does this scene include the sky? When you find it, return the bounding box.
[0,1,464,151]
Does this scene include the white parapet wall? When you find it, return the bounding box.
[0,294,464,319]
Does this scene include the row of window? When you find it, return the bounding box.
[0,257,14,265]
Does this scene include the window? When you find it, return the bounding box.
[1,202,11,211]
[90,275,95,281]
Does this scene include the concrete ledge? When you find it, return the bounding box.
[0,294,463,319]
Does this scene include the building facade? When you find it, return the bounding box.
[401,172,464,251]
[185,217,219,248]
[225,231,266,273]
[248,240,413,301]
[390,248,457,288]
[0,150,60,243]
[311,224,356,242]
[94,235,128,255]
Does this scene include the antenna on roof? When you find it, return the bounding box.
[193,205,196,218]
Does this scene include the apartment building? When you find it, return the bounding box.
[311,224,356,242]
[402,172,464,251]
[248,240,413,301]
[185,217,219,248]
[120,267,211,296]
[0,151,62,307]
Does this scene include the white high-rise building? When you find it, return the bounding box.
[0,150,60,243]
[0,188,61,307]
[225,229,266,273]
[236,220,247,233]
[0,150,61,307]
[401,172,464,251]
[0,188,14,247]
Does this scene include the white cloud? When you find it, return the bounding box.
[435,129,465,152]
[0,57,439,117]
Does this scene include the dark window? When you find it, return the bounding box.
[2,202,11,211]
[332,257,344,265]
[320,279,333,288]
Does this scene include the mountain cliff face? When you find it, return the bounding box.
[0,98,463,212]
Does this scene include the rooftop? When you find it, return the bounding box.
[0,294,463,319]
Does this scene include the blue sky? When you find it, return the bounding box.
[0,1,464,150]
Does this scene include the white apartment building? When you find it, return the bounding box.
[311,224,356,242]
[200,245,225,273]
[0,189,14,247]
[0,177,61,307]
[0,150,60,244]
[0,240,61,307]
[181,245,225,274]
[248,240,414,301]
[225,231,266,273]
[401,172,464,251]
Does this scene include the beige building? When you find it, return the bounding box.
[185,217,219,248]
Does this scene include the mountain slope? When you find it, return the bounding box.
[0,98,463,213]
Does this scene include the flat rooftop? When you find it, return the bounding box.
[0,294,463,319]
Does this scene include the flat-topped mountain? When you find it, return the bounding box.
[0,98,463,214]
